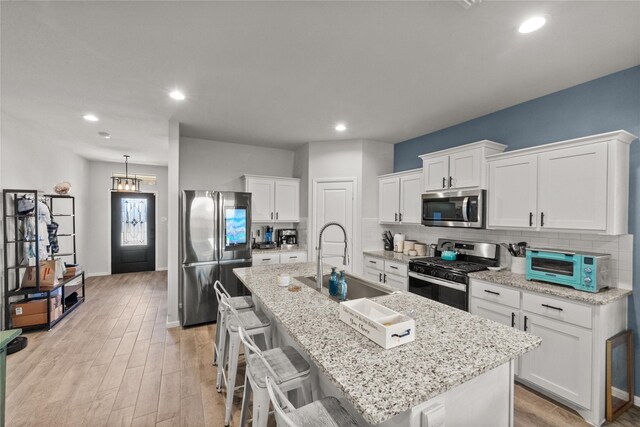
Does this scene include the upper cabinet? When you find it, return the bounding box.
[488,130,637,235]
[243,175,300,223]
[420,141,507,192]
[378,169,422,224]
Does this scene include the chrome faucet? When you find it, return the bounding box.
[316,222,349,290]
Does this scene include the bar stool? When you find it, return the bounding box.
[266,376,361,427]
[238,327,312,427]
[213,280,254,388]
[219,294,272,426]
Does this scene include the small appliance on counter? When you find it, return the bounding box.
[277,229,298,249]
[256,225,277,249]
[526,248,611,293]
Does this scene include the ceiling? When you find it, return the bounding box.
[2,1,639,165]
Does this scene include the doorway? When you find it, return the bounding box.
[111,192,156,274]
[312,178,355,272]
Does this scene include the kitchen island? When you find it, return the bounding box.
[234,263,541,426]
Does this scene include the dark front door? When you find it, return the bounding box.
[111,192,156,274]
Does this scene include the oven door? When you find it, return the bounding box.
[408,272,468,311]
[421,190,485,228]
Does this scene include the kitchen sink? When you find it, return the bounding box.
[294,273,394,302]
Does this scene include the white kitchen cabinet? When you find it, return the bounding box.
[487,130,636,235]
[469,277,627,425]
[243,175,300,223]
[519,312,592,409]
[488,154,538,228]
[420,141,507,192]
[378,169,422,224]
[279,251,307,264]
[363,255,408,290]
[538,144,607,231]
[252,253,280,265]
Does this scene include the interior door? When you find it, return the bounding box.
[378,176,399,223]
[399,173,422,224]
[111,192,156,274]
[488,155,538,228]
[314,180,354,272]
[423,155,450,191]
[274,179,299,221]
[538,144,607,231]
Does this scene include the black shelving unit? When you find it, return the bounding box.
[2,190,85,331]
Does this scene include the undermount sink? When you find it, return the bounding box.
[294,273,394,302]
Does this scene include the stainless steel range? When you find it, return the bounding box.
[408,239,500,311]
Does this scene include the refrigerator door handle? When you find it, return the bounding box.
[218,192,225,261]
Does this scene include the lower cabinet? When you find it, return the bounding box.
[470,278,626,425]
[519,313,592,409]
[252,251,307,266]
[363,256,408,291]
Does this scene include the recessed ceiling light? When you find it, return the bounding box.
[169,90,186,100]
[98,131,111,139]
[335,123,347,132]
[518,16,546,34]
[82,114,99,122]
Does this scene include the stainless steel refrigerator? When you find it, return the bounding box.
[180,190,252,326]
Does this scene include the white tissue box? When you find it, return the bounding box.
[339,298,415,349]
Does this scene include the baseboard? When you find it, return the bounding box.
[611,386,640,407]
[166,319,180,329]
[156,267,168,271]
[85,272,110,278]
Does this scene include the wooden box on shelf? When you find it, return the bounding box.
[10,291,63,328]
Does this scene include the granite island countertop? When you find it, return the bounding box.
[363,250,420,264]
[469,270,632,305]
[252,245,307,254]
[234,262,541,425]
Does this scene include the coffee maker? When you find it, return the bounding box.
[277,229,298,249]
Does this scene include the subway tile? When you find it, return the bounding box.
[618,269,633,289]
[592,239,619,251]
[619,234,634,251]
[568,239,593,249]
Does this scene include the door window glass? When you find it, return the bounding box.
[121,198,147,246]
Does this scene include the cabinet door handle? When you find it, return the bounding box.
[271,212,273,220]
[540,212,545,227]
[524,315,528,331]
[449,176,453,188]
[379,272,382,282]
[369,260,377,264]
[276,212,279,220]
[541,303,563,312]
[383,274,387,283]
[390,265,398,270]
[395,213,398,222]
[399,213,403,222]
[511,312,516,328]
[484,289,500,296]
[529,212,533,227]
[290,256,297,259]
[442,177,446,189]
[263,258,271,261]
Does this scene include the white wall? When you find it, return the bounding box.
[167,120,180,326]
[179,137,295,191]
[85,160,168,275]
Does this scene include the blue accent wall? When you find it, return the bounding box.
[394,65,640,389]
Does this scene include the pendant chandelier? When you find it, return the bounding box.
[111,155,142,192]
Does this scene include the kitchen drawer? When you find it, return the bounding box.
[364,256,384,271]
[471,280,520,309]
[252,254,280,265]
[384,260,407,277]
[522,292,592,329]
[384,272,408,291]
[280,251,307,264]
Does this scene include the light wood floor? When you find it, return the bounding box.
[5,271,639,427]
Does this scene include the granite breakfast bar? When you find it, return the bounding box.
[234,262,541,426]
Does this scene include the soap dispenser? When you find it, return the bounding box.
[328,267,338,296]
[338,270,348,301]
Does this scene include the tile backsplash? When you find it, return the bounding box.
[363,218,634,290]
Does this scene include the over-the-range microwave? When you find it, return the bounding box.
[421,189,486,229]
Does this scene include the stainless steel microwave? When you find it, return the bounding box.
[421,189,486,228]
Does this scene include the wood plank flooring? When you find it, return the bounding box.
[5,271,639,426]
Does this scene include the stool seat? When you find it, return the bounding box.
[227,295,254,311]
[227,310,271,332]
[248,346,311,388]
[287,397,360,427]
